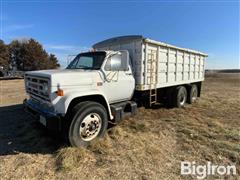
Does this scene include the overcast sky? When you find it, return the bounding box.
[1,0,239,69]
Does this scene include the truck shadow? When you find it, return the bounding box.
[0,103,169,156]
[0,104,64,156]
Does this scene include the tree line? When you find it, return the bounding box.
[0,38,60,71]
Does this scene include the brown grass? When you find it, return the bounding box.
[0,73,239,179]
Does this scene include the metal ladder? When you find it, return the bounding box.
[147,50,157,106]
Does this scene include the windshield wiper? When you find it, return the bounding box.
[67,65,100,70]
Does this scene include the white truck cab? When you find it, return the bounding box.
[24,35,207,147]
[24,50,136,146]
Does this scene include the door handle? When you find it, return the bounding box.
[125,73,132,75]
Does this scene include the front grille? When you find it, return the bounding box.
[25,75,50,101]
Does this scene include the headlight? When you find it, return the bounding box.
[43,83,49,94]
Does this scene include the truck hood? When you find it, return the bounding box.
[26,69,100,87]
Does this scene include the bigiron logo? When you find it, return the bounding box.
[181,161,237,179]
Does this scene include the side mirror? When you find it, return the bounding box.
[120,50,129,71]
[104,51,129,71]
[105,55,121,71]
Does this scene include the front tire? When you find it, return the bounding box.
[68,101,108,147]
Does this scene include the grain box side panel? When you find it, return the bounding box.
[176,51,184,81]
[158,46,168,84]
[144,43,158,85]
[141,43,206,90]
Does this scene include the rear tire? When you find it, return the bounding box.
[173,86,187,108]
[68,101,108,147]
[188,84,198,104]
[0,71,4,77]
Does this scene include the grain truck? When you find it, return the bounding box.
[24,35,207,147]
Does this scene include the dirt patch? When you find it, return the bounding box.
[0,73,239,179]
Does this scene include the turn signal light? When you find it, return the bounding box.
[56,89,64,96]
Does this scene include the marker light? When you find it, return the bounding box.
[56,88,64,96]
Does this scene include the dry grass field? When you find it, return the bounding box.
[0,73,239,179]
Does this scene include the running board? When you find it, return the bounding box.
[110,101,137,123]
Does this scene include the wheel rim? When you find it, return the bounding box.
[179,93,186,106]
[79,113,102,141]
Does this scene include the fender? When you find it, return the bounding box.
[53,90,114,120]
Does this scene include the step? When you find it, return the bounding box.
[150,101,157,104]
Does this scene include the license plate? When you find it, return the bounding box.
[39,115,46,126]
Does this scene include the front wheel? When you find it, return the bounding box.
[68,101,108,147]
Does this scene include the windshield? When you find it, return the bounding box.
[66,51,106,70]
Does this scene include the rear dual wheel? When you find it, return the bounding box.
[188,84,198,104]
[172,84,198,108]
[173,86,187,108]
